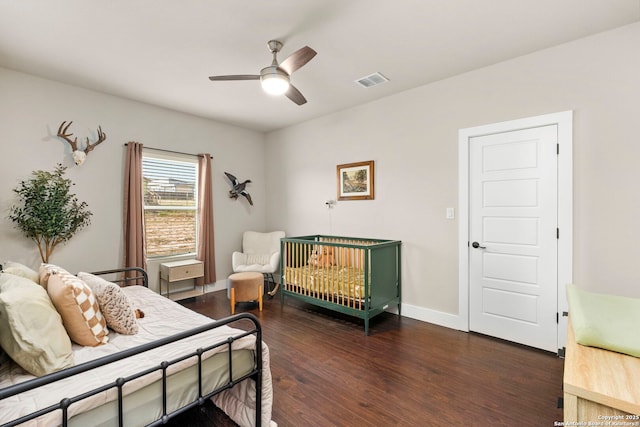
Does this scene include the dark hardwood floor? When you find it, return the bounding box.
[175,289,564,427]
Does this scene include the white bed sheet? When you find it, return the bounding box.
[0,286,273,427]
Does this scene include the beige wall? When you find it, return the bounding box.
[2,21,639,327]
[265,22,640,324]
[0,68,266,291]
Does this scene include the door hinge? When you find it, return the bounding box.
[557,143,560,155]
[558,347,566,358]
[557,228,559,239]
[556,312,559,323]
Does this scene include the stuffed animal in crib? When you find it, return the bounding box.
[308,245,335,267]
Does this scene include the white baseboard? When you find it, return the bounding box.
[400,303,466,331]
[205,279,228,293]
[168,280,228,302]
[202,282,467,333]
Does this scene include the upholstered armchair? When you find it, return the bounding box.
[232,230,285,296]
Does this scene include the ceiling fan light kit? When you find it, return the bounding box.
[208,39,316,105]
[260,66,290,95]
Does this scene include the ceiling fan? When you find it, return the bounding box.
[208,40,317,105]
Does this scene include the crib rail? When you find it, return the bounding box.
[282,238,368,309]
[0,313,263,427]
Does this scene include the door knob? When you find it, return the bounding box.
[471,241,486,249]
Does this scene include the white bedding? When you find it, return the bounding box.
[0,286,274,427]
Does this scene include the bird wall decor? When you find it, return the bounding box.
[224,172,253,206]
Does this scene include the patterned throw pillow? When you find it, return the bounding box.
[78,272,139,335]
[39,263,61,290]
[47,269,109,346]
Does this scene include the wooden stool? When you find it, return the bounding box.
[228,272,263,314]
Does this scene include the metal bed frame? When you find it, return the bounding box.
[0,267,263,427]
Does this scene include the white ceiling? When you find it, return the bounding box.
[1,1,639,133]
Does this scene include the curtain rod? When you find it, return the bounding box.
[124,143,212,159]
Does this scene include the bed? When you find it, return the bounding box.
[0,266,274,427]
[280,235,402,334]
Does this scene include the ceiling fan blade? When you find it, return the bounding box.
[279,46,317,75]
[208,75,260,81]
[285,84,307,105]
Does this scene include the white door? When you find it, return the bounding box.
[469,125,558,352]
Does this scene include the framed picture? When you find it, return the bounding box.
[337,160,375,201]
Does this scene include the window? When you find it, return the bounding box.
[142,151,198,258]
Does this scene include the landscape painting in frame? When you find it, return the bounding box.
[337,160,375,201]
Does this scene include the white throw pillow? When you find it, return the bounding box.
[2,260,40,284]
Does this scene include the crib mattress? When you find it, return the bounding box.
[284,265,366,300]
[0,285,273,427]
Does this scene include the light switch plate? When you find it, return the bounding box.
[446,207,455,219]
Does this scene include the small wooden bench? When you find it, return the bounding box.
[564,321,640,422]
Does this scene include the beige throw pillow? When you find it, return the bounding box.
[47,269,109,346]
[39,263,62,290]
[0,273,74,376]
[78,272,139,335]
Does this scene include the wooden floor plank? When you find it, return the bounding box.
[175,289,564,426]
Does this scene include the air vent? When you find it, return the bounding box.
[355,72,389,88]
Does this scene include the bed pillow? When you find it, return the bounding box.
[39,262,64,290]
[78,272,139,335]
[2,261,40,284]
[0,272,74,376]
[567,284,640,357]
[47,269,109,346]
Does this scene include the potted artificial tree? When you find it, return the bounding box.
[8,164,92,263]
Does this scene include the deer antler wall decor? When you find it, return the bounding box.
[56,121,107,165]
